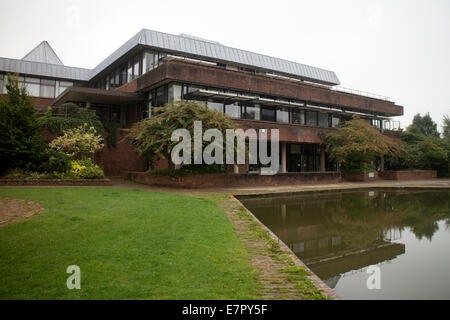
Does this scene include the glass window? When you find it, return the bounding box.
[40,85,54,98]
[332,116,340,128]
[277,107,289,123]
[242,105,258,120]
[26,77,40,83]
[155,86,166,106]
[291,109,305,125]
[207,100,223,112]
[127,61,133,82]
[319,112,329,127]
[260,106,276,122]
[115,72,120,86]
[121,67,127,85]
[25,83,40,96]
[225,102,240,118]
[306,110,318,126]
[168,84,182,103]
[143,51,155,73]
[133,55,140,79]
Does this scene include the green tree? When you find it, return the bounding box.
[442,114,450,139]
[408,113,440,137]
[323,117,399,172]
[0,74,45,175]
[127,101,236,168]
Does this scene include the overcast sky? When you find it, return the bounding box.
[1,0,449,131]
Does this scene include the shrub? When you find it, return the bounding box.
[49,124,104,160]
[36,149,71,174]
[69,159,104,179]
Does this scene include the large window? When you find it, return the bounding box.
[168,84,182,103]
[241,104,259,120]
[277,107,289,123]
[40,79,55,98]
[207,99,223,112]
[23,77,40,97]
[318,112,329,127]
[260,106,276,122]
[306,110,318,126]
[291,109,305,125]
[225,102,240,118]
[56,81,73,96]
[133,55,140,79]
[127,61,133,83]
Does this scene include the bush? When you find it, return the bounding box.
[69,159,104,179]
[49,124,104,160]
[36,149,71,174]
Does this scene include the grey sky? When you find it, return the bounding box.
[1,0,449,131]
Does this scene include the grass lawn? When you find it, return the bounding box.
[0,187,259,299]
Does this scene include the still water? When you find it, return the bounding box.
[239,189,450,299]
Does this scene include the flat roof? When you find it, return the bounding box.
[51,87,145,106]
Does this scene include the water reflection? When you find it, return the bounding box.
[240,190,450,299]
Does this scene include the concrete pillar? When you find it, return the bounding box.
[233,165,239,174]
[85,101,91,108]
[281,142,287,173]
[320,145,326,172]
[380,155,385,171]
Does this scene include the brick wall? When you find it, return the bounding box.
[125,171,342,189]
[379,170,437,180]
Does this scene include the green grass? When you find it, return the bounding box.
[0,188,259,299]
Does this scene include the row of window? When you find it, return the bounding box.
[0,74,72,98]
[143,83,342,128]
[94,50,167,90]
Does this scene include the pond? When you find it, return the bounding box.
[239,189,450,299]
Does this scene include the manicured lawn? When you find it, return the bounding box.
[0,188,259,299]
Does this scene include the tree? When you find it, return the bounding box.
[442,114,450,139]
[0,74,45,175]
[49,123,104,160]
[408,113,440,137]
[323,117,399,172]
[127,101,236,168]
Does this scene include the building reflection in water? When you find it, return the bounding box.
[239,190,450,288]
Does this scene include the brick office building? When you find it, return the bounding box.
[0,29,403,177]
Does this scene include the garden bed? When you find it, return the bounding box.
[0,178,112,186]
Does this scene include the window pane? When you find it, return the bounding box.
[306,110,318,126]
[26,77,40,83]
[318,112,329,127]
[40,85,54,98]
[277,107,289,123]
[59,81,73,87]
[332,116,340,128]
[168,84,182,103]
[25,83,40,96]
[260,106,276,122]
[133,55,140,78]
[143,51,155,73]
[291,110,305,125]
[41,79,55,85]
[207,100,223,112]
[225,102,240,118]
[127,62,133,82]
[0,75,5,94]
